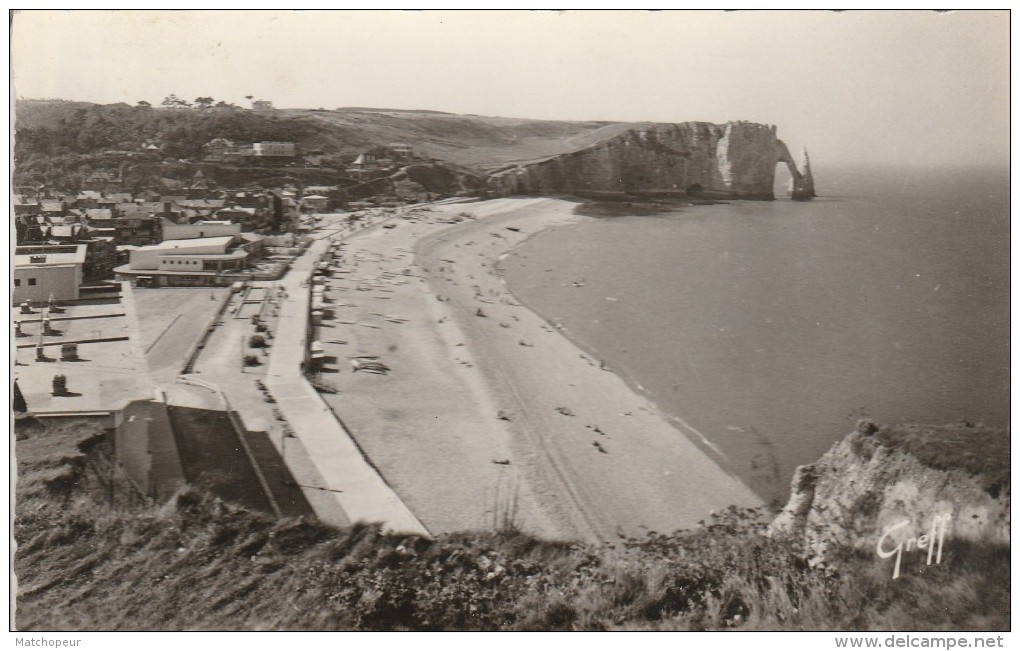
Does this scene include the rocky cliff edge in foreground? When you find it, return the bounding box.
[771,420,1009,574]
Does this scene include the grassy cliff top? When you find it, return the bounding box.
[14,99,624,169]
[857,421,1009,494]
[14,420,1009,631]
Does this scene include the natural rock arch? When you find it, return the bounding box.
[776,141,816,201]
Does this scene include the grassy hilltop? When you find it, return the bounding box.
[14,421,1008,631]
[282,107,637,169]
[13,99,640,192]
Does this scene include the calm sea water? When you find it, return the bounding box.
[501,165,1010,503]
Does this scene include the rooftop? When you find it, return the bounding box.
[13,289,153,417]
[176,199,226,209]
[144,236,236,251]
[14,244,88,267]
[158,249,248,261]
[47,225,83,239]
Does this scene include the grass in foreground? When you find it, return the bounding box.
[13,421,1009,631]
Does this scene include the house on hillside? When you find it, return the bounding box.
[109,203,171,245]
[252,100,274,111]
[253,141,296,158]
[83,210,110,226]
[216,206,260,230]
[303,185,338,195]
[105,192,134,205]
[75,190,104,208]
[390,143,414,160]
[203,139,256,162]
[45,224,87,243]
[187,169,211,199]
[14,195,40,217]
[63,209,87,224]
[350,153,375,170]
[175,198,226,212]
[160,218,241,241]
[40,200,67,218]
[231,191,267,209]
[301,195,329,213]
[204,138,236,161]
[348,153,388,179]
[82,169,123,192]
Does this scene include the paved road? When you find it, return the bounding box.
[265,221,429,536]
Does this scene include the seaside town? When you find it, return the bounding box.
[13,98,496,536]
[11,9,1009,635]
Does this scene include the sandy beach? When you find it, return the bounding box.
[317,198,761,542]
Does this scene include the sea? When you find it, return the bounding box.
[500,165,1010,504]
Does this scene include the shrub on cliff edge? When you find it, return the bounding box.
[13,422,1010,631]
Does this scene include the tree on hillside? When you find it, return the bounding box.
[13,100,341,187]
[161,94,190,110]
[136,100,151,108]
[194,97,215,110]
[367,144,395,158]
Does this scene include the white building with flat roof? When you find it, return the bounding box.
[301,195,329,212]
[13,244,88,303]
[253,141,296,157]
[160,218,241,242]
[115,236,249,287]
[390,142,413,158]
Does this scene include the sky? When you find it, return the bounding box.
[10,9,1010,166]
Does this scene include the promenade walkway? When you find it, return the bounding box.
[265,221,429,536]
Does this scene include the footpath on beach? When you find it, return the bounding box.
[264,220,429,536]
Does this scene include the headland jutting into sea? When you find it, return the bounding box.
[15,108,1009,630]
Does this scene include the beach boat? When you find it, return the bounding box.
[349,357,391,374]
